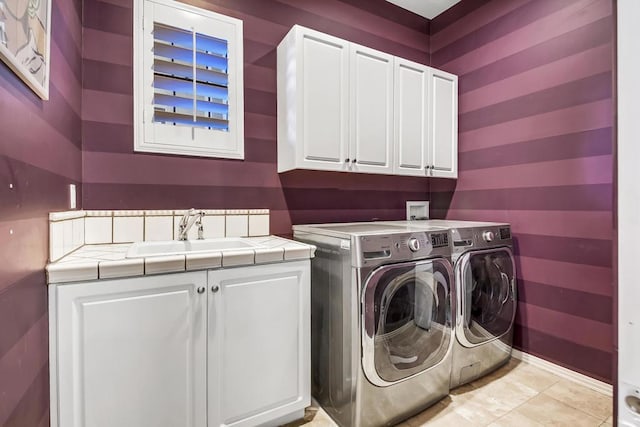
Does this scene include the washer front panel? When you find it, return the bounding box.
[455,247,516,348]
[361,258,454,386]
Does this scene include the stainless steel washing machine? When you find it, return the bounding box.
[293,222,455,427]
[385,220,517,389]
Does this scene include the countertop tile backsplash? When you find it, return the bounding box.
[49,209,271,262]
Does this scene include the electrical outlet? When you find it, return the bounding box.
[69,184,77,209]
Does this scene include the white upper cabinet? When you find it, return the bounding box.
[430,68,458,178]
[278,26,349,172]
[277,25,458,179]
[393,58,430,176]
[350,44,394,174]
[394,62,459,178]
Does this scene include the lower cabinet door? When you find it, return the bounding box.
[208,261,311,427]
[52,272,208,427]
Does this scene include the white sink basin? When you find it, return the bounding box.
[126,238,264,258]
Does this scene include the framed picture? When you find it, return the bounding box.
[0,0,52,100]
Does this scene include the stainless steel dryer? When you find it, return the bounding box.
[293,222,455,427]
[386,220,517,389]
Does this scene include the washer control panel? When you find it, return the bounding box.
[355,231,450,266]
[482,231,495,242]
[431,232,450,248]
[450,225,513,254]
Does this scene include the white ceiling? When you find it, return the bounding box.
[385,0,462,19]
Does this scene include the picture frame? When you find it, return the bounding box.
[0,0,52,100]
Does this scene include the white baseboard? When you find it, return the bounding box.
[512,349,613,397]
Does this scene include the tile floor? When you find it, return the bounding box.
[287,358,613,427]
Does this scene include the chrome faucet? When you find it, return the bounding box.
[178,209,206,241]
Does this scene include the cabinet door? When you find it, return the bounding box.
[349,44,394,174]
[208,261,310,427]
[52,272,207,427]
[297,28,350,171]
[429,68,458,178]
[393,58,430,176]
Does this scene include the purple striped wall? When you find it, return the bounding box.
[81,0,615,383]
[0,0,83,425]
[0,3,614,425]
[81,0,431,235]
[429,0,615,382]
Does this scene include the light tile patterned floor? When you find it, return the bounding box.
[287,358,613,427]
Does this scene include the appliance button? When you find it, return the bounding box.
[482,231,495,242]
[407,238,420,252]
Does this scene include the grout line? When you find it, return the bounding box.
[505,363,609,422]
[490,392,541,427]
[510,359,562,393]
[512,349,613,396]
[539,392,608,423]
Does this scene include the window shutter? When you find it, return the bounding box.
[134,0,244,159]
[152,24,230,131]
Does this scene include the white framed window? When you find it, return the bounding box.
[134,0,244,159]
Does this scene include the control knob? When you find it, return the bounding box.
[482,231,495,242]
[407,238,420,252]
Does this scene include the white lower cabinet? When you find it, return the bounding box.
[208,262,310,427]
[51,271,208,427]
[50,261,310,427]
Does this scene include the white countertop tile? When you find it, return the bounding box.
[99,259,144,279]
[46,236,315,284]
[222,249,255,267]
[186,251,223,271]
[48,260,99,283]
[254,247,285,264]
[284,246,312,260]
[145,255,186,275]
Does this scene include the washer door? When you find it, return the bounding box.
[456,247,516,347]
[362,258,453,386]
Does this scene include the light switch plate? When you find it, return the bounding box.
[69,184,77,209]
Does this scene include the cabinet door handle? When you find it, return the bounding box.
[345,158,350,163]
[352,159,357,163]
[197,286,206,294]
[211,285,220,293]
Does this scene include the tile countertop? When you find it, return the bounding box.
[46,236,316,284]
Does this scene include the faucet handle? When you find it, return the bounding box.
[196,213,205,240]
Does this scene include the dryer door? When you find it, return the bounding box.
[456,247,516,347]
[362,258,453,386]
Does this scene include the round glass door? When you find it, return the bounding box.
[362,259,453,386]
[457,248,516,347]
